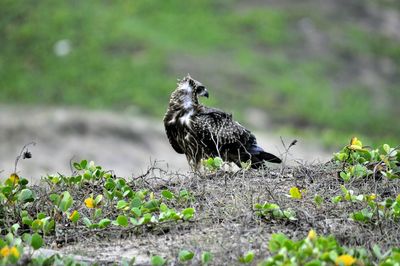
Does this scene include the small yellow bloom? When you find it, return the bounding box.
[336,254,356,266]
[10,246,19,258]
[0,246,10,257]
[289,187,302,199]
[348,137,363,151]
[8,173,19,185]
[368,194,376,201]
[307,229,317,241]
[84,197,95,208]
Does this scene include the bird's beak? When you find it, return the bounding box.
[203,89,209,98]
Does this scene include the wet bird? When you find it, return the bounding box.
[164,74,281,170]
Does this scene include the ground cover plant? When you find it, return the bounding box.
[0,138,399,265]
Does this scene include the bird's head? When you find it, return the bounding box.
[176,74,209,104]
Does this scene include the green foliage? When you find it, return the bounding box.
[258,231,399,266]
[334,138,400,181]
[178,249,194,262]
[2,153,400,265]
[238,250,255,264]
[254,202,296,221]
[0,159,196,265]
[349,195,400,224]
[201,251,213,265]
[151,255,166,266]
[261,231,400,265]
[313,194,324,207]
[202,157,224,171]
[1,1,400,146]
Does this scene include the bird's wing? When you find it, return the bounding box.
[164,123,185,154]
[191,108,254,149]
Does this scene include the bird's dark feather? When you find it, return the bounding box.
[164,75,281,169]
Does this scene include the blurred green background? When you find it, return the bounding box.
[1,0,399,148]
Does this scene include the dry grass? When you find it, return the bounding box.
[25,161,400,265]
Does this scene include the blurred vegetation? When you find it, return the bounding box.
[1,0,399,147]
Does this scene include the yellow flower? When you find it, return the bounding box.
[8,173,19,185]
[307,229,317,241]
[368,194,376,201]
[10,246,19,258]
[0,246,10,257]
[336,254,356,266]
[348,137,363,151]
[289,187,302,199]
[84,197,95,208]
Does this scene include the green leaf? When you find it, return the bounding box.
[143,199,160,211]
[314,194,323,207]
[182,208,195,220]
[37,212,46,219]
[213,157,223,168]
[80,160,88,169]
[22,216,33,226]
[43,219,55,234]
[11,223,20,234]
[59,191,73,212]
[95,194,103,205]
[83,171,92,180]
[123,188,134,198]
[131,197,142,208]
[179,190,189,198]
[179,250,194,262]
[332,196,342,204]
[31,233,43,250]
[19,178,29,186]
[161,190,174,200]
[99,218,111,228]
[49,194,60,205]
[31,219,43,232]
[201,251,213,265]
[269,234,287,252]
[340,171,350,182]
[383,144,391,154]
[159,203,169,213]
[94,208,102,219]
[131,207,142,217]
[305,260,322,266]
[351,211,367,222]
[83,217,92,227]
[239,250,254,264]
[117,200,129,209]
[18,188,34,202]
[69,211,80,223]
[373,245,383,259]
[151,255,166,266]
[116,215,129,227]
[205,158,214,167]
[73,162,82,170]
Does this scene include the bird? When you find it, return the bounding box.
[163,74,281,170]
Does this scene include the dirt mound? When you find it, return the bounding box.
[0,106,332,182]
[20,163,400,265]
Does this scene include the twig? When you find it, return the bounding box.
[280,137,297,175]
[14,141,36,174]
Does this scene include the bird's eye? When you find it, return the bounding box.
[196,85,205,92]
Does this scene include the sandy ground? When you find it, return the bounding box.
[0,105,332,181]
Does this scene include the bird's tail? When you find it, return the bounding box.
[248,144,281,168]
